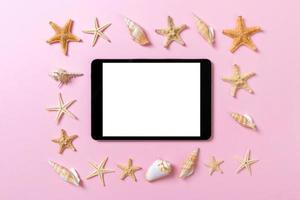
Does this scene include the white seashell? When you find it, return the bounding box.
[49,160,81,186]
[124,17,150,45]
[193,14,215,45]
[145,160,172,182]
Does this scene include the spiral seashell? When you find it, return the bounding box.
[49,68,83,87]
[179,148,199,178]
[231,113,256,130]
[49,161,81,186]
[124,17,150,45]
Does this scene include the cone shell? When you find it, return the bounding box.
[231,113,256,130]
[49,161,81,186]
[145,159,172,182]
[124,17,150,45]
[179,148,199,178]
[193,15,215,45]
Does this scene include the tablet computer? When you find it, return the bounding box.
[91,59,211,140]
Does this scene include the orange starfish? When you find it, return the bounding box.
[47,19,81,55]
[223,16,261,53]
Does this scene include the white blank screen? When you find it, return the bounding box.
[102,62,201,137]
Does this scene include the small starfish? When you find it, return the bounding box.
[155,16,187,48]
[204,156,224,176]
[86,157,114,186]
[47,19,81,55]
[223,16,262,53]
[236,150,259,175]
[117,159,142,182]
[47,93,77,124]
[83,18,111,46]
[222,64,255,97]
[52,129,78,154]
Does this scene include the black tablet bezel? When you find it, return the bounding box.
[91,59,211,140]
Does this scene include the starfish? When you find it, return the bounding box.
[236,150,259,175]
[204,156,224,176]
[117,159,142,182]
[155,16,187,48]
[223,16,262,53]
[47,93,77,124]
[83,18,111,46]
[86,157,114,186]
[47,19,81,55]
[222,64,256,97]
[52,129,78,154]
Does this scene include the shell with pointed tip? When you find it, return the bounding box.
[49,69,83,87]
[193,15,215,45]
[179,148,199,178]
[145,160,172,182]
[124,17,150,45]
[49,161,81,186]
[231,113,256,130]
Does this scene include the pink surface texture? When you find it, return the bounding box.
[1,0,300,199]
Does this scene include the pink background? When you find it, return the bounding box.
[1,0,300,199]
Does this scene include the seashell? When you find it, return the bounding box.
[49,68,83,87]
[231,113,256,130]
[49,161,81,186]
[179,148,199,179]
[193,14,215,45]
[124,17,150,45]
[145,159,172,182]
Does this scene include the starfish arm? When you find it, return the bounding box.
[222,77,234,83]
[99,173,105,186]
[245,26,262,35]
[120,173,127,180]
[242,83,254,94]
[132,166,142,171]
[155,29,168,36]
[164,38,173,48]
[58,93,64,105]
[46,107,60,111]
[243,38,257,51]
[69,144,76,151]
[167,16,175,28]
[233,64,241,76]
[64,99,76,109]
[51,139,59,143]
[58,145,65,154]
[177,24,188,33]
[92,34,99,47]
[209,169,214,176]
[230,38,243,53]
[47,35,61,44]
[94,18,99,29]
[64,19,73,34]
[236,16,245,31]
[103,169,115,173]
[99,157,109,168]
[69,135,78,140]
[83,29,96,34]
[128,159,133,166]
[60,38,68,55]
[236,164,245,174]
[222,29,239,38]
[88,162,98,169]
[86,171,98,179]
[98,32,111,43]
[61,129,67,137]
[99,23,111,32]
[117,164,125,170]
[231,85,238,97]
[49,21,62,33]
[242,72,256,80]
[64,109,78,120]
[55,110,63,123]
[67,33,81,42]
[175,36,185,46]
[130,173,137,181]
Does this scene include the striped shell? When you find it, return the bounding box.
[231,113,256,130]
[193,15,215,45]
[179,148,199,178]
[124,17,150,45]
[49,161,80,186]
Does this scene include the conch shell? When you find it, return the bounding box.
[145,159,172,182]
[231,113,256,130]
[49,68,83,87]
[49,161,81,186]
[193,14,215,45]
[179,148,199,178]
[124,17,150,45]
